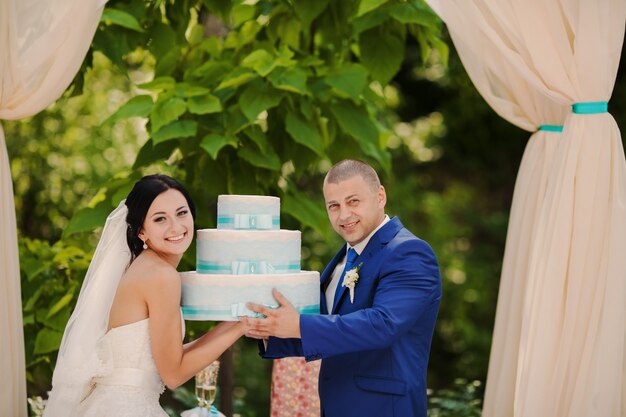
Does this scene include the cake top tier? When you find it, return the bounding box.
[217,195,280,230]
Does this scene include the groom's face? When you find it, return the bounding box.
[323,175,386,246]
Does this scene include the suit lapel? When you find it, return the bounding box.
[331,217,404,314]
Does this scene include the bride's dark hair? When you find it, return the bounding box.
[125,174,196,260]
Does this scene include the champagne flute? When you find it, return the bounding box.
[195,360,220,411]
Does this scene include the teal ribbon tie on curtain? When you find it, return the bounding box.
[572,101,609,114]
[538,124,564,132]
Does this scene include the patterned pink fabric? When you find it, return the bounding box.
[270,357,321,417]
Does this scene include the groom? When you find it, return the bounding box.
[244,159,441,417]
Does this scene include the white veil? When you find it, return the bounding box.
[43,200,131,416]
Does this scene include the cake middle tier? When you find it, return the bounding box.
[196,229,301,274]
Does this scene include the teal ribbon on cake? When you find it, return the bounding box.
[196,260,300,274]
[216,214,279,230]
[182,303,320,320]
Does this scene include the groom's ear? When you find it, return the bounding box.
[378,185,387,207]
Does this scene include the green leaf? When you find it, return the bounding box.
[217,68,258,90]
[138,77,176,91]
[324,64,368,100]
[101,8,144,32]
[275,46,297,68]
[133,139,179,170]
[282,192,329,239]
[239,82,284,121]
[174,83,211,98]
[24,287,45,312]
[104,95,153,124]
[225,105,252,134]
[285,111,324,156]
[39,308,71,333]
[268,13,302,50]
[359,24,405,85]
[292,0,331,27]
[149,22,177,60]
[244,126,270,152]
[154,47,180,77]
[357,0,388,17]
[268,66,308,94]
[150,96,187,133]
[152,120,197,144]
[188,95,223,115]
[33,328,64,354]
[22,257,51,282]
[352,9,388,35]
[388,3,439,27]
[330,101,387,164]
[238,146,281,171]
[200,133,238,159]
[231,4,256,27]
[63,204,111,237]
[46,292,74,319]
[242,49,276,77]
[224,20,262,50]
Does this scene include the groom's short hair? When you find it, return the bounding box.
[324,159,381,192]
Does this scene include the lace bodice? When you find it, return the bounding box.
[98,319,160,374]
[76,315,185,417]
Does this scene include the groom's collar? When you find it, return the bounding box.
[347,215,390,255]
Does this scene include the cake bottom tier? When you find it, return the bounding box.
[180,271,320,321]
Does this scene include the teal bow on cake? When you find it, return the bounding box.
[231,302,278,318]
[233,214,273,229]
[231,260,275,274]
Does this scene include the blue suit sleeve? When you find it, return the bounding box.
[299,238,441,360]
[260,337,305,359]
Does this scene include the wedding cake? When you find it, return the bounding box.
[181,195,320,321]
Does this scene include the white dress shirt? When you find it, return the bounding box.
[325,215,390,312]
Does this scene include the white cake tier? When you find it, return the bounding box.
[180,271,320,321]
[196,229,301,274]
[217,195,280,230]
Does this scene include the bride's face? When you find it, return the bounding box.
[138,188,194,259]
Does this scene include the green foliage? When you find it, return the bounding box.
[20,238,91,393]
[62,0,445,236]
[428,379,483,417]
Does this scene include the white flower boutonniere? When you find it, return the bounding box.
[342,262,364,303]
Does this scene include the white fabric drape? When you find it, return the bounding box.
[0,1,106,416]
[426,1,626,416]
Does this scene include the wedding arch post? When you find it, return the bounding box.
[0,1,106,415]
[426,0,626,416]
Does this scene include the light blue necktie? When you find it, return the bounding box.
[333,248,358,310]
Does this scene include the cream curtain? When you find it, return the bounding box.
[0,1,106,416]
[426,0,626,416]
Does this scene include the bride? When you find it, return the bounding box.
[43,174,244,417]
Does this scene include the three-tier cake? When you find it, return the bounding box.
[180,195,320,321]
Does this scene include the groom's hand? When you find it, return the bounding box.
[241,289,301,339]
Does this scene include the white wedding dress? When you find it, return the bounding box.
[76,317,182,417]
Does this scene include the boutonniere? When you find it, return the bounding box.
[342,262,364,303]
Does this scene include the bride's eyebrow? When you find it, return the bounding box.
[150,206,188,217]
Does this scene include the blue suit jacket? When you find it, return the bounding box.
[262,217,441,417]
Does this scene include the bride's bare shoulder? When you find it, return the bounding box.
[124,253,180,285]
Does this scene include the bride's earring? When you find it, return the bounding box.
[142,241,148,250]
